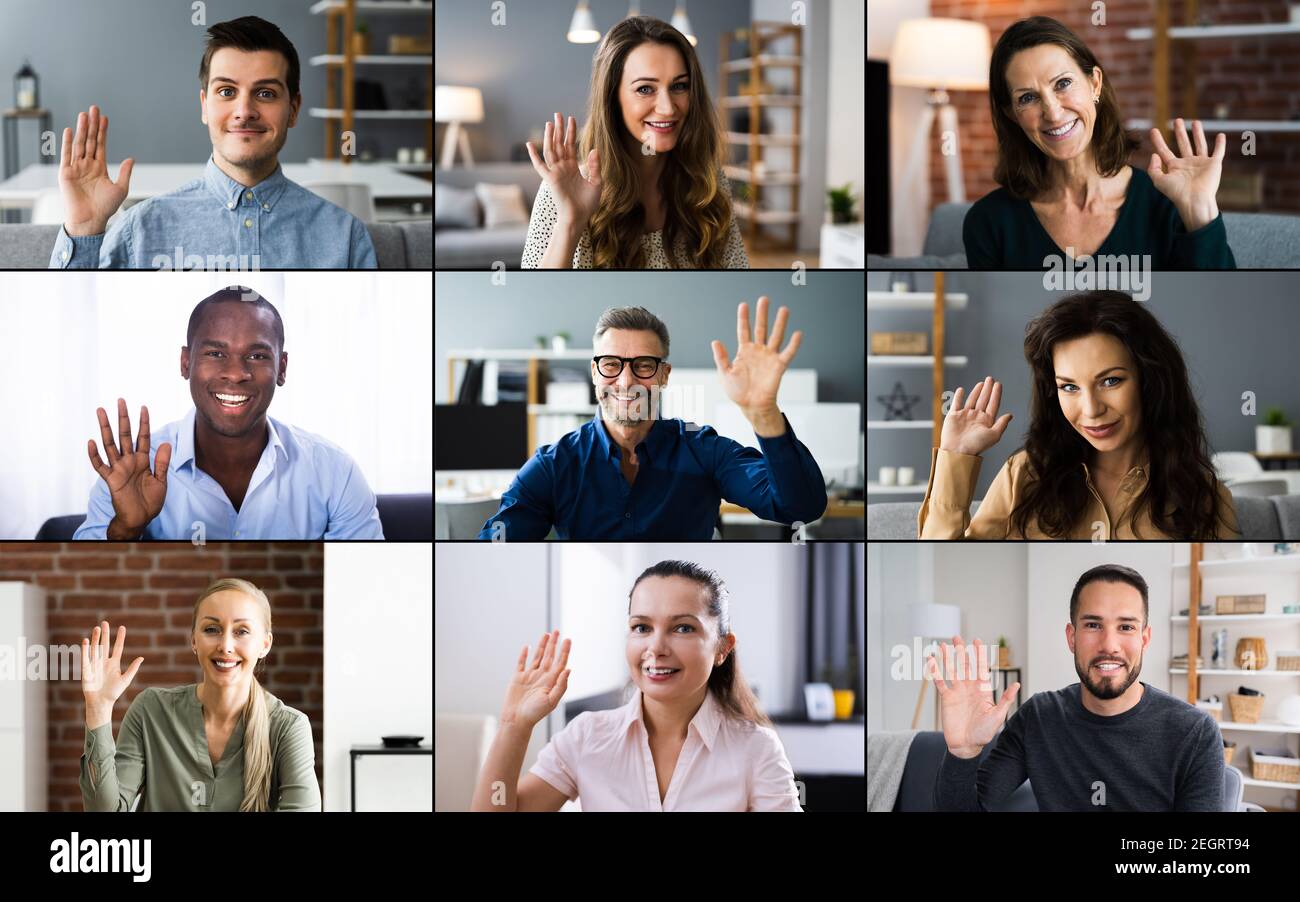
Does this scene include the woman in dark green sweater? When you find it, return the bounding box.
[963,16,1235,270]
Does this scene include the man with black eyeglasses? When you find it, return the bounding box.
[478,299,827,539]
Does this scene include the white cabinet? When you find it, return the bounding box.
[0,582,47,811]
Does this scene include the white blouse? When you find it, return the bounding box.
[521,170,750,269]
[529,688,803,811]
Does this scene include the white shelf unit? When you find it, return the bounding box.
[868,355,968,367]
[0,582,47,811]
[866,482,924,495]
[1126,119,1300,134]
[867,281,967,498]
[1125,19,1300,153]
[1172,550,1300,804]
[867,291,969,310]
[1127,22,1300,40]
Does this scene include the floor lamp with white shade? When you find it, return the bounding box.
[909,602,962,731]
[436,86,484,170]
[889,18,990,205]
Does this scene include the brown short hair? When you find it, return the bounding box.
[593,306,670,357]
[199,16,300,99]
[988,16,1137,199]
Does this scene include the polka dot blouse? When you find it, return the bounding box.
[521,169,750,269]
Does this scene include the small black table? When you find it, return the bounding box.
[349,743,433,812]
[992,667,1023,711]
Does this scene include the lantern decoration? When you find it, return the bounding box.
[14,60,38,111]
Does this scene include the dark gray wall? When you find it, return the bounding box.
[0,0,429,171]
[434,0,750,163]
[435,271,864,419]
[867,271,1300,499]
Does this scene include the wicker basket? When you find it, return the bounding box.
[1224,743,1236,766]
[1276,651,1300,672]
[1228,693,1264,723]
[1196,701,1223,723]
[1250,747,1300,784]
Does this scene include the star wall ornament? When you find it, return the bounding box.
[877,382,921,421]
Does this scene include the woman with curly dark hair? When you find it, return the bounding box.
[918,291,1238,539]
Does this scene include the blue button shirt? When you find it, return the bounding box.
[477,415,827,540]
[73,408,384,540]
[50,157,377,269]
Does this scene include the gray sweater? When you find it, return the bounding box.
[936,682,1224,811]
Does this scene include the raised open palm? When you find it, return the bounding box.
[1147,119,1224,231]
[500,629,571,730]
[928,636,1019,758]
[86,399,172,532]
[59,105,134,237]
[940,376,1013,457]
[525,113,602,228]
[81,621,145,711]
[711,296,802,413]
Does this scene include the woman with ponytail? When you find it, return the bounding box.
[471,560,801,811]
[80,578,321,811]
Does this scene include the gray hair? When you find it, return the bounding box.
[592,306,670,357]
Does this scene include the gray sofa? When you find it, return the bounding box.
[435,163,542,269]
[868,493,1295,539]
[0,221,432,269]
[868,202,1300,269]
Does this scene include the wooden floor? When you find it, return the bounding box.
[745,247,821,269]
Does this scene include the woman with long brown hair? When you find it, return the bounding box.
[470,560,800,811]
[522,16,747,269]
[963,16,1234,269]
[918,291,1238,539]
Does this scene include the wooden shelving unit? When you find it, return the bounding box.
[1126,0,1300,206]
[310,0,432,175]
[866,275,969,497]
[1176,543,1300,808]
[718,22,803,251]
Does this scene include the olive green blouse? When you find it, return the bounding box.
[80,684,321,812]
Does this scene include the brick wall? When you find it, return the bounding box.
[0,543,323,812]
[927,1,1300,213]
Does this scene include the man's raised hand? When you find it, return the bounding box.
[928,636,1020,759]
[59,105,134,237]
[87,399,171,534]
[711,297,802,436]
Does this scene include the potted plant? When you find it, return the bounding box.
[827,183,856,224]
[550,331,570,352]
[1257,407,1293,454]
[353,20,371,56]
[996,636,1011,668]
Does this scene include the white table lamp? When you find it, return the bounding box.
[909,602,962,730]
[889,18,990,204]
[435,86,484,170]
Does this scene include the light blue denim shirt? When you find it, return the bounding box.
[50,157,377,269]
[73,408,384,540]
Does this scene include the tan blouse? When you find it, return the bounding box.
[917,447,1239,539]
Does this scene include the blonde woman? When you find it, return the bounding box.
[79,578,321,811]
[522,16,748,269]
[470,560,801,811]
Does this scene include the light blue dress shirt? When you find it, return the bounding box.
[50,157,377,269]
[73,408,384,540]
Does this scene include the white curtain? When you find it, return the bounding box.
[0,271,432,539]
